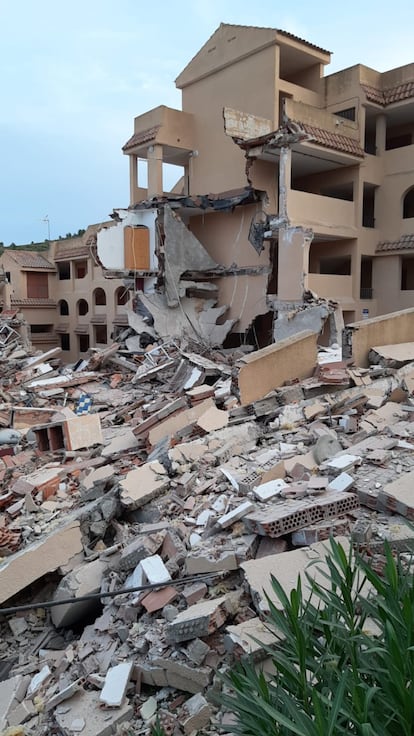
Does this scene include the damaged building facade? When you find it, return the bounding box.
[96,23,414,348]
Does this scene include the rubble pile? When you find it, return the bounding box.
[2,321,414,736]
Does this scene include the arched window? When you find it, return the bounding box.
[116,286,129,306]
[59,299,69,316]
[77,299,89,316]
[94,288,106,306]
[403,188,414,219]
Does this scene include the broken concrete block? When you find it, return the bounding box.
[0,520,82,604]
[51,559,107,628]
[64,414,103,451]
[253,479,288,501]
[225,617,277,656]
[27,665,51,697]
[120,460,169,510]
[291,517,350,546]
[118,532,164,571]
[181,692,212,734]
[244,492,359,538]
[0,675,24,732]
[55,689,133,736]
[241,537,351,612]
[327,472,354,493]
[100,662,133,707]
[141,586,178,613]
[140,554,171,585]
[217,500,254,529]
[237,331,317,405]
[377,470,414,518]
[6,699,37,727]
[101,428,138,457]
[321,454,361,473]
[196,405,229,432]
[182,582,207,606]
[186,638,210,666]
[152,658,212,693]
[165,595,230,643]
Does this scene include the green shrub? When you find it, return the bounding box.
[219,539,414,735]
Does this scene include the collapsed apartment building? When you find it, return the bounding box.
[95,23,414,352]
[2,21,414,736]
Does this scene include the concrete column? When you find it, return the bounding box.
[147,144,163,198]
[278,226,312,301]
[376,114,387,155]
[278,146,291,224]
[129,155,138,206]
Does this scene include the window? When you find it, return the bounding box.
[116,286,129,306]
[78,334,90,353]
[403,188,414,219]
[58,262,71,280]
[335,107,356,122]
[5,271,11,284]
[59,299,69,316]
[401,257,414,290]
[30,324,53,333]
[94,325,107,344]
[26,272,48,298]
[77,299,89,316]
[94,288,106,306]
[75,260,87,279]
[360,257,373,299]
[60,334,70,351]
[362,183,376,228]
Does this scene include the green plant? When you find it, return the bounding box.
[219,539,414,735]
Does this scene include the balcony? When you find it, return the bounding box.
[384,143,414,175]
[123,106,195,166]
[307,273,353,301]
[289,190,357,237]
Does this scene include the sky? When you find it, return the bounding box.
[1,0,414,246]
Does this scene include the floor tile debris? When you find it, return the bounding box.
[2,322,414,734]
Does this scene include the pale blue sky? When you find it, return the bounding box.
[1,0,413,245]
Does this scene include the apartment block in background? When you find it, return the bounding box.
[0,226,130,362]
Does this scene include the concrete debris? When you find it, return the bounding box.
[3,316,414,734]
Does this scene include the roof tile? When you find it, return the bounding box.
[122,126,161,152]
[362,82,414,106]
[6,251,55,270]
[299,122,365,157]
[376,234,414,252]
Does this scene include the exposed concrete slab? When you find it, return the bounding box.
[236,330,317,405]
[241,537,351,612]
[163,205,218,308]
[120,460,169,510]
[55,689,133,736]
[343,308,414,367]
[0,521,82,604]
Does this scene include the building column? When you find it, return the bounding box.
[129,155,138,206]
[279,146,292,224]
[376,114,387,155]
[147,144,163,198]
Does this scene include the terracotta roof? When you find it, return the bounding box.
[11,297,57,307]
[362,82,414,106]
[299,122,365,157]
[54,244,90,260]
[376,234,414,252]
[122,126,161,152]
[6,251,55,270]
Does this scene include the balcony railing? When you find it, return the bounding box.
[360,287,373,300]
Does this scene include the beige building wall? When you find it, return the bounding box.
[118,23,414,338]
